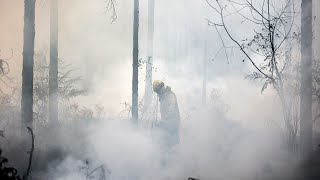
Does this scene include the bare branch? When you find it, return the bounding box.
[214,25,230,63]
[214,0,271,79]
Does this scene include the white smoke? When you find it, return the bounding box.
[0,0,305,179]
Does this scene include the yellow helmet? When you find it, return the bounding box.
[153,80,164,93]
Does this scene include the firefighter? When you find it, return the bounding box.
[153,80,180,147]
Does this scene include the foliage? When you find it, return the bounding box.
[0,60,9,77]
[207,0,298,93]
[207,0,300,148]
[33,51,87,124]
[0,149,22,180]
[118,95,158,129]
[0,49,12,77]
[0,49,16,105]
[105,0,117,23]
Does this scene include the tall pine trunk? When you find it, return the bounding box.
[300,0,313,159]
[132,0,139,123]
[21,0,36,131]
[49,0,59,126]
[144,0,155,108]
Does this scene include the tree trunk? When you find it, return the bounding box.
[300,0,313,159]
[144,0,155,108]
[49,0,59,126]
[132,0,139,123]
[21,0,36,131]
[202,39,208,107]
[284,0,297,152]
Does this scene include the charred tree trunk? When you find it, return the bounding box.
[21,0,36,130]
[49,0,59,126]
[300,0,313,159]
[132,0,139,123]
[144,0,155,108]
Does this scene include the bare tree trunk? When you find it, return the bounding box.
[285,0,297,152]
[21,0,36,131]
[144,0,155,108]
[300,0,313,159]
[49,0,59,126]
[132,0,139,123]
[202,39,208,107]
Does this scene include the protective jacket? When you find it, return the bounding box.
[157,86,180,146]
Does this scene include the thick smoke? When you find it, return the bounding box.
[42,105,295,180]
[0,0,314,179]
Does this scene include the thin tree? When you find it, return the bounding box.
[132,0,140,123]
[300,0,313,158]
[144,0,155,109]
[202,38,208,107]
[206,0,299,148]
[21,0,36,130]
[49,0,59,126]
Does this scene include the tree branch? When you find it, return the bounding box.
[23,127,34,180]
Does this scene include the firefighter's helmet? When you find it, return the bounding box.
[153,80,164,93]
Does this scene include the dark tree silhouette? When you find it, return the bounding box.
[22,0,36,130]
[300,0,313,159]
[132,0,140,123]
[0,149,22,180]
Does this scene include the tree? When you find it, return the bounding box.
[206,0,299,148]
[132,0,139,123]
[144,0,155,109]
[49,0,59,126]
[202,38,208,107]
[300,0,313,159]
[33,54,87,125]
[22,0,36,130]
